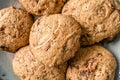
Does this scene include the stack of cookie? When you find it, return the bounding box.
[13,14,81,80]
[0,0,119,80]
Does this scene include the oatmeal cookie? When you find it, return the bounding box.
[62,0,120,45]
[66,45,117,80]
[19,0,67,16]
[0,7,33,52]
[30,14,81,66]
[13,46,67,80]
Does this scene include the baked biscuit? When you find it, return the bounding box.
[62,0,120,45]
[13,46,67,80]
[66,45,117,80]
[30,14,81,66]
[0,7,33,52]
[19,0,67,16]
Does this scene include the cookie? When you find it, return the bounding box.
[19,0,67,16]
[13,46,67,80]
[0,7,33,52]
[66,45,117,80]
[30,14,81,66]
[62,0,120,45]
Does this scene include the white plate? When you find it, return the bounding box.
[0,0,120,80]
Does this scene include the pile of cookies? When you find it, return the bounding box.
[0,0,119,80]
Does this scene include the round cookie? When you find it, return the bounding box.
[30,14,81,66]
[66,45,117,80]
[19,0,67,16]
[0,7,33,52]
[13,46,67,80]
[62,0,120,45]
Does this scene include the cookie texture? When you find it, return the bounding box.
[0,7,33,52]
[66,45,117,80]
[30,14,81,66]
[13,46,67,80]
[62,0,120,45]
[19,0,67,16]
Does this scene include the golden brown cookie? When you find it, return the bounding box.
[66,45,117,80]
[0,7,33,52]
[30,14,81,66]
[13,46,67,80]
[19,0,67,16]
[62,0,120,45]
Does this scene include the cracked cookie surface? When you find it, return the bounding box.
[30,14,81,66]
[66,45,117,80]
[62,0,120,45]
[13,46,67,80]
[19,0,67,16]
[0,7,33,52]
